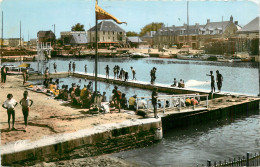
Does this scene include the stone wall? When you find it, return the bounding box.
[1,120,161,166]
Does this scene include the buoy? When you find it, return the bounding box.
[154,127,163,140]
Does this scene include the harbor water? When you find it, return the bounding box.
[112,112,260,166]
[6,57,259,96]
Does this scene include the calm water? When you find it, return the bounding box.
[6,57,259,96]
[113,113,260,166]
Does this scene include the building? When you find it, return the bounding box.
[237,17,259,39]
[141,31,156,47]
[127,36,143,48]
[60,31,88,46]
[153,16,240,49]
[37,31,56,44]
[236,17,259,55]
[6,38,24,47]
[88,21,126,48]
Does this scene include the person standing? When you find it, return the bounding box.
[72,62,76,73]
[85,64,87,73]
[53,62,57,73]
[216,70,223,92]
[152,87,158,118]
[1,66,7,83]
[113,65,117,79]
[112,86,122,112]
[130,67,136,80]
[105,65,110,79]
[2,94,18,130]
[68,61,72,73]
[44,67,49,80]
[207,71,215,93]
[22,68,29,85]
[19,91,33,131]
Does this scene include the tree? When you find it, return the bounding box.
[71,23,85,31]
[139,22,164,37]
[126,31,139,37]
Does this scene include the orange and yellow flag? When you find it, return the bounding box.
[95,2,126,24]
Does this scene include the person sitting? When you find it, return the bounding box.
[55,85,65,100]
[101,92,107,102]
[171,78,177,87]
[185,98,191,106]
[165,100,170,108]
[75,85,81,97]
[120,93,128,109]
[70,88,81,105]
[137,97,147,109]
[178,79,185,88]
[49,82,59,96]
[191,98,198,105]
[128,95,137,111]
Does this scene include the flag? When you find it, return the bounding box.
[95,2,126,25]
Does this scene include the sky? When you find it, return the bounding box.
[0,0,259,40]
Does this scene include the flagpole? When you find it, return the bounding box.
[95,0,98,94]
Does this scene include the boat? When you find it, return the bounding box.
[130,52,150,58]
[176,51,194,60]
[159,52,174,58]
[229,57,242,62]
[4,63,37,75]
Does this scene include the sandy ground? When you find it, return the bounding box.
[0,75,141,145]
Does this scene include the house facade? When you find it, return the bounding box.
[236,17,259,55]
[60,31,88,46]
[37,31,56,44]
[153,16,240,49]
[88,21,126,48]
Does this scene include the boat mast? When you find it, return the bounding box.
[187,0,189,53]
[1,11,3,65]
[95,0,98,94]
[20,20,22,64]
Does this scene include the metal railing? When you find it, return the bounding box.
[135,94,209,113]
[204,152,260,167]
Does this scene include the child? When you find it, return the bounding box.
[2,94,18,130]
[19,91,33,131]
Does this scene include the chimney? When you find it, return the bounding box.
[183,23,187,27]
[195,23,199,27]
[230,15,233,22]
[235,21,238,25]
[172,25,175,29]
[207,19,210,24]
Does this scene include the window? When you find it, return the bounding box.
[103,37,104,41]
[120,32,122,35]
[113,32,115,35]
[103,32,105,35]
[192,36,196,40]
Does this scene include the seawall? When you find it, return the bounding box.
[1,118,161,166]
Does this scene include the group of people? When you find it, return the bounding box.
[207,70,223,93]
[103,65,136,81]
[68,61,76,73]
[2,91,33,131]
[171,78,185,88]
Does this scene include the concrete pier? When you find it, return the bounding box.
[28,72,253,98]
